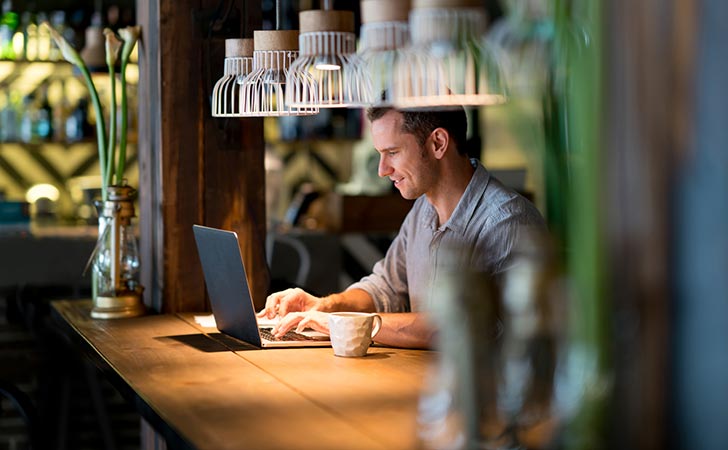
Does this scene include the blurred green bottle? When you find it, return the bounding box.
[0,0,19,59]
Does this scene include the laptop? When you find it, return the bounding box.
[192,224,331,348]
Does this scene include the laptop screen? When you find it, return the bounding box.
[192,225,263,347]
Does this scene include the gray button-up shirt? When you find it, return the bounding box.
[347,160,545,313]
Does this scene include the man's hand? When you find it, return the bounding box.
[257,288,324,319]
[272,311,331,338]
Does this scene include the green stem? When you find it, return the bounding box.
[79,65,108,200]
[117,61,128,184]
[106,64,117,190]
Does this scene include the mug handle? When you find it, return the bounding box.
[370,314,382,339]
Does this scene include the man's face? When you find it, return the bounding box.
[371,110,436,200]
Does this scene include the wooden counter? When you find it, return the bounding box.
[51,300,433,450]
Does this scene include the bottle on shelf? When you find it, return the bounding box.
[65,96,92,142]
[24,11,36,61]
[11,13,22,57]
[0,0,18,59]
[19,93,38,143]
[0,91,19,141]
[51,78,69,142]
[80,11,105,69]
[35,11,49,61]
[35,81,53,140]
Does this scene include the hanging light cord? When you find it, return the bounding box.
[243,0,248,37]
[276,0,281,30]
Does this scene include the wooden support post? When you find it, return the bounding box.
[137,0,268,313]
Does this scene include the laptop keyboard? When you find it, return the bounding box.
[259,327,329,342]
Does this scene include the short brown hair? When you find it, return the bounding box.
[366,105,468,155]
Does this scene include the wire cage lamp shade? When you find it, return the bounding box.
[392,0,508,109]
[237,30,319,117]
[211,39,255,117]
[358,0,411,106]
[286,9,373,108]
[486,0,553,98]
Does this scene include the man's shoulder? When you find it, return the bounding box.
[480,175,545,227]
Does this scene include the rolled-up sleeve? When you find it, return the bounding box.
[346,216,412,313]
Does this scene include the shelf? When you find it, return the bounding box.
[0,60,138,88]
[0,138,138,149]
[0,58,140,213]
[0,59,140,154]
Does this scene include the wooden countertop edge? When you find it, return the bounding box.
[50,300,200,450]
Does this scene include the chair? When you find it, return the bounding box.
[266,233,312,290]
[0,381,41,449]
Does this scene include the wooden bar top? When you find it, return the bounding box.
[51,300,433,450]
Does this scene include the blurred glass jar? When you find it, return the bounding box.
[418,229,581,450]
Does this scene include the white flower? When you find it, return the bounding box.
[118,26,141,64]
[44,21,84,67]
[104,28,123,67]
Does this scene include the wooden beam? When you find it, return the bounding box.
[137,0,267,313]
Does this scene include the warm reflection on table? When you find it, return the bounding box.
[51,300,433,450]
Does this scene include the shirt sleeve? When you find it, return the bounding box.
[346,213,413,313]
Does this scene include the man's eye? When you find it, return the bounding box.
[388,151,398,156]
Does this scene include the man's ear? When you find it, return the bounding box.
[430,128,449,159]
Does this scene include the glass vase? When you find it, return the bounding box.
[91,183,145,319]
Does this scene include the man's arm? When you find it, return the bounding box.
[272,310,436,349]
[374,313,435,349]
[319,288,376,313]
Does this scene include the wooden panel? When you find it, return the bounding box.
[54,301,391,450]
[136,0,163,313]
[203,114,269,311]
[137,0,267,313]
[605,0,698,448]
[155,0,206,313]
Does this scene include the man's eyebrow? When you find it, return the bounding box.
[376,145,399,153]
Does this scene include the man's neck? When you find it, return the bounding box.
[427,157,476,227]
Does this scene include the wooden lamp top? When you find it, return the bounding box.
[253,30,299,51]
[361,0,410,24]
[225,38,254,58]
[299,10,355,33]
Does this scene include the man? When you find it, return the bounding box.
[258,105,545,348]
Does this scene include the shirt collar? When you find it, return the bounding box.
[441,159,490,233]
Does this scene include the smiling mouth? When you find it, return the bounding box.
[391,178,403,187]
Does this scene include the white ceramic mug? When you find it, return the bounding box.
[328,312,382,357]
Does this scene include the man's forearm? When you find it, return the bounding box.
[320,292,435,349]
[320,288,376,312]
[374,313,436,349]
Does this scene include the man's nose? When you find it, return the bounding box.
[378,156,392,178]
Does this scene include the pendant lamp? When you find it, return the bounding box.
[238,30,319,116]
[392,0,507,109]
[358,0,410,106]
[211,38,254,117]
[487,0,552,98]
[286,6,373,108]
